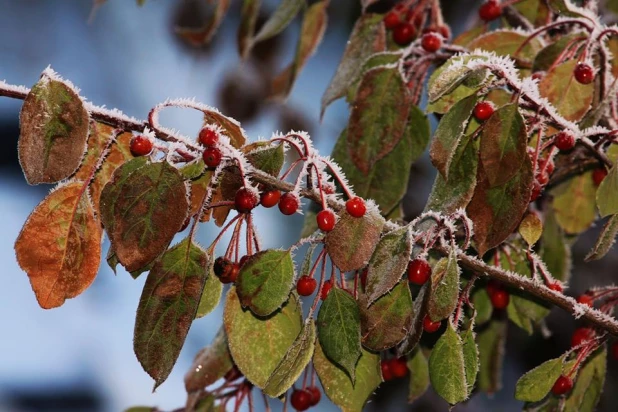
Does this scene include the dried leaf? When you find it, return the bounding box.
[15,181,102,308]
[19,72,90,184]
[134,237,209,389]
[176,0,231,46]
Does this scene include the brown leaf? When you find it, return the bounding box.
[15,181,102,308]
[175,0,231,46]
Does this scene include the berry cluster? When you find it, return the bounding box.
[383,3,449,47]
[199,126,224,168]
[290,386,321,411]
[380,357,408,381]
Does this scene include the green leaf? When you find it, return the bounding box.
[325,209,385,272]
[427,251,460,322]
[480,104,527,188]
[467,30,543,64]
[245,142,285,176]
[360,281,413,351]
[236,249,295,317]
[539,60,594,121]
[180,159,206,180]
[175,0,231,46]
[564,347,606,412]
[237,0,261,58]
[467,154,533,256]
[429,95,477,180]
[321,14,387,116]
[101,160,189,272]
[427,58,483,104]
[346,67,411,174]
[515,356,565,402]
[477,318,507,394]
[364,225,412,304]
[552,171,597,234]
[317,288,362,382]
[346,52,403,104]
[19,71,89,185]
[270,1,328,99]
[519,212,543,246]
[196,249,223,318]
[425,133,479,214]
[184,327,233,393]
[224,288,302,388]
[461,327,479,395]
[513,0,550,27]
[253,0,304,43]
[313,342,381,412]
[407,348,429,403]
[596,163,618,217]
[396,284,430,356]
[586,214,618,261]
[541,209,571,281]
[471,287,493,326]
[547,0,588,17]
[134,237,209,389]
[533,34,584,72]
[429,321,468,405]
[263,318,316,397]
[405,105,432,163]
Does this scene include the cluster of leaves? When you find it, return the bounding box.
[7,0,618,411]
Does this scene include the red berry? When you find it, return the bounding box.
[408,259,432,285]
[222,263,240,284]
[306,386,321,406]
[198,127,219,146]
[554,132,576,151]
[473,101,495,121]
[235,188,258,213]
[486,280,503,296]
[612,342,618,360]
[322,183,335,195]
[346,197,366,218]
[130,135,153,157]
[214,256,233,278]
[320,280,333,300]
[290,389,312,411]
[260,189,281,208]
[421,33,442,53]
[577,293,594,307]
[490,289,510,309]
[592,168,608,186]
[479,0,502,21]
[203,147,222,168]
[551,375,573,396]
[574,62,595,85]
[393,23,416,46]
[536,171,549,186]
[530,181,543,201]
[239,255,250,267]
[383,11,400,30]
[316,209,337,232]
[423,315,442,333]
[278,193,300,215]
[548,282,563,293]
[381,360,393,381]
[390,357,408,378]
[545,159,555,175]
[296,275,317,296]
[438,25,451,39]
[571,327,594,348]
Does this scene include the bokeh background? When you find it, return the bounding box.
[1,1,617,411]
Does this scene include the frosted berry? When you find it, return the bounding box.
[306,386,321,406]
[612,342,618,360]
[316,209,336,232]
[577,293,594,307]
[383,11,400,30]
[571,327,594,348]
[554,132,575,151]
[592,168,607,186]
[421,33,442,53]
[260,189,281,208]
[393,23,415,46]
[423,315,441,333]
[390,357,408,378]
[473,101,495,121]
[479,0,502,21]
[490,289,510,309]
[551,375,573,396]
[278,192,300,215]
[235,188,258,213]
[346,197,366,218]
[548,282,563,293]
[198,127,218,146]
[296,275,317,296]
[203,147,222,168]
[381,360,393,381]
[408,259,432,285]
[290,389,312,411]
[130,135,153,157]
[574,62,595,85]
[320,279,333,300]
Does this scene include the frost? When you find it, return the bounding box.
[0,79,30,96]
[42,65,81,95]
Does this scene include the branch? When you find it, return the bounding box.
[2,79,618,337]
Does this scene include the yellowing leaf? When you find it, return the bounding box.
[15,181,102,309]
[552,171,597,234]
[519,212,543,246]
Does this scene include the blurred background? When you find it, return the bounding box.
[1,0,617,411]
